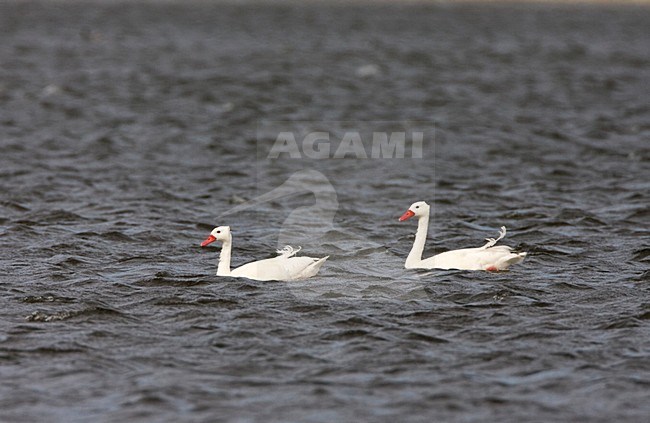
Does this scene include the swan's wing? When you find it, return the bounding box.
[284,256,328,281]
[423,248,485,270]
[421,245,521,270]
[231,255,327,281]
[231,257,288,281]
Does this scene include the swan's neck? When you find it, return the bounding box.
[406,214,429,267]
[217,234,233,276]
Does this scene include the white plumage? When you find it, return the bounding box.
[399,201,527,271]
[201,226,328,281]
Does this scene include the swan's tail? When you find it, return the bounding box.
[276,245,302,257]
[310,255,329,270]
[482,226,507,249]
[299,255,329,279]
[495,251,527,270]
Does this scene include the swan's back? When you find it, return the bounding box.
[419,246,526,271]
[231,247,328,281]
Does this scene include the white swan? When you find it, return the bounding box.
[200,226,328,281]
[399,201,527,271]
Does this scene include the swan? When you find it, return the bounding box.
[398,201,527,271]
[200,226,328,281]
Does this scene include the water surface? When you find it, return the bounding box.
[0,1,649,421]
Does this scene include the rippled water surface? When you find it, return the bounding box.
[1,1,649,421]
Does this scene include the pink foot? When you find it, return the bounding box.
[485,266,498,272]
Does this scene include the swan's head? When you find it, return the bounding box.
[201,226,231,247]
[399,201,429,221]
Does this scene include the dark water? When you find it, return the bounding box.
[1,0,649,421]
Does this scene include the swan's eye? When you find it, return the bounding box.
[415,206,419,209]
[216,231,221,234]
